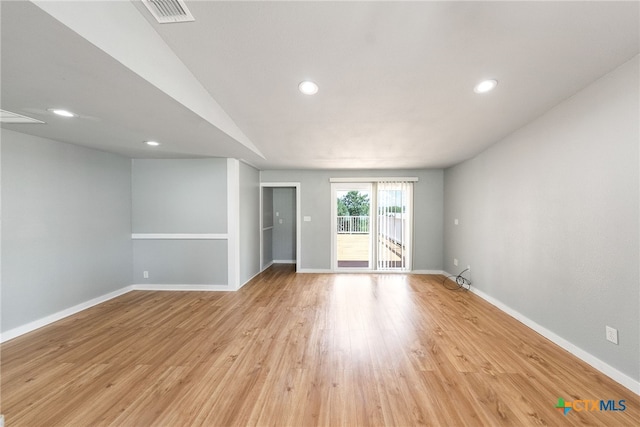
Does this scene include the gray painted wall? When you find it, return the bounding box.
[131,159,228,285]
[273,187,296,261]
[260,169,443,270]
[1,129,132,332]
[132,159,227,233]
[132,240,227,284]
[262,187,274,228]
[262,187,274,268]
[443,57,639,381]
[239,162,260,285]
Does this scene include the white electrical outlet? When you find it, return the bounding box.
[143,271,149,279]
[454,218,459,225]
[605,326,618,345]
[454,258,458,266]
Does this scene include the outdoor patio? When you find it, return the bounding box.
[337,234,403,268]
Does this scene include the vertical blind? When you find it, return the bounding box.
[376,180,413,271]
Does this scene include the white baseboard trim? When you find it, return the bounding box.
[465,283,640,395]
[261,261,274,272]
[272,259,296,264]
[131,284,230,291]
[0,286,133,343]
[411,269,446,274]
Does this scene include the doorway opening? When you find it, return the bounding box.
[260,183,301,272]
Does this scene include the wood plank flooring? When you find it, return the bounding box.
[1,264,638,426]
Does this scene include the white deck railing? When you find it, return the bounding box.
[337,216,369,234]
[337,215,406,243]
[337,215,405,243]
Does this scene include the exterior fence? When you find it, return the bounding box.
[337,215,405,245]
[337,216,369,234]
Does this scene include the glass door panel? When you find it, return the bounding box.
[332,183,372,269]
[376,181,412,271]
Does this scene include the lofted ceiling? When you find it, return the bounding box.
[1,1,638,170]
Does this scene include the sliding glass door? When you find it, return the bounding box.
[332,180,413,271]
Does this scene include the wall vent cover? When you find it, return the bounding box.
[0,109,45,124]
[141,0,195,24]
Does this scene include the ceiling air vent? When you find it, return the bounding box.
[0,109,45,124]
[141,0,195,24]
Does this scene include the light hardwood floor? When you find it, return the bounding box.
[1,265,638,426]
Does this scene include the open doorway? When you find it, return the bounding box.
[260,183,301,272]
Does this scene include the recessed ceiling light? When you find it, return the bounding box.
[474,79,498,94]
[145,141,161,147]
[298,80,319,95]
[48,108,76,117]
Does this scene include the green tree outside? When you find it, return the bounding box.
[337,198,349,216]
[337,191,370,216]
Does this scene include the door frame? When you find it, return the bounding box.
[260,182,301,272]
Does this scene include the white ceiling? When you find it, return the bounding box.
[1,1,638,170]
